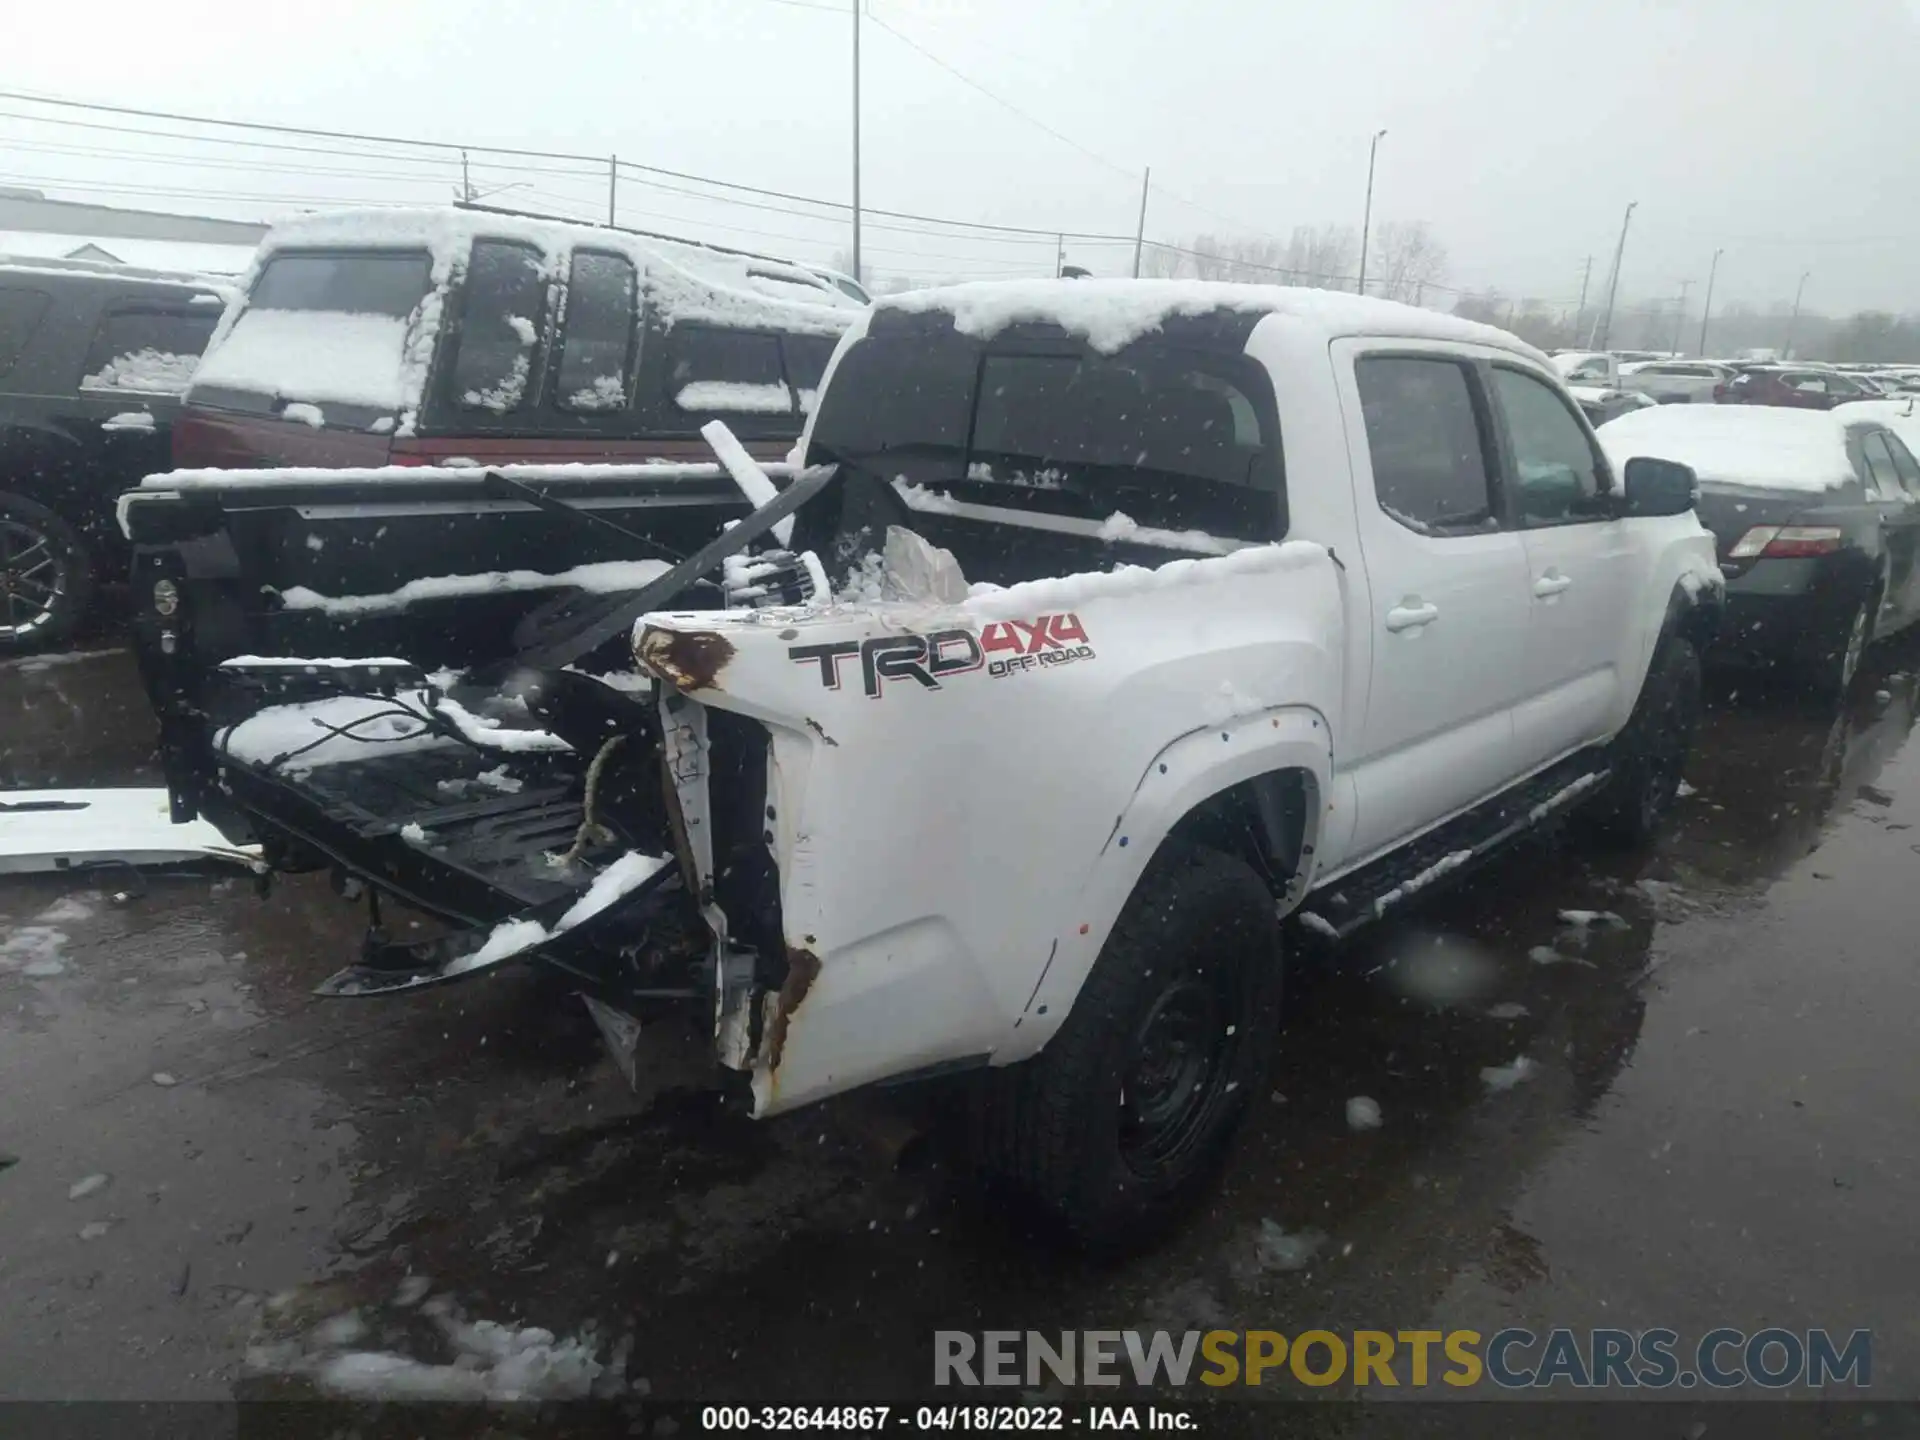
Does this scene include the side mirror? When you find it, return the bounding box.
[1622,456,1697,517]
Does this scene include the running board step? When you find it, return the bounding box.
[1294,755,1611,944]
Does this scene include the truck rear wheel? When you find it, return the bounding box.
[0,491,93,655]
[975,844,1281,1250]
[1591,636,1701,846]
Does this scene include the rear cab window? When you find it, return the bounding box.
[189,249,433,428]
[79,306,219,395]
[554,250,637,413]
[806,322,1282,586]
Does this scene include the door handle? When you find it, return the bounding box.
[1385,600,1440,632]
[1532,572,1573,598]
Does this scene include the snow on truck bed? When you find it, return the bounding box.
[881,278,1537,357]
[1596,405,1859,494]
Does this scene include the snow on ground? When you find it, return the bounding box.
[1254,1220,1326,1273]
[0,926,70,977]
[1481,1056,1538,1092]
[247,1295,628,1402]
[278,558,672,616]
[1345,1096,1383,1131]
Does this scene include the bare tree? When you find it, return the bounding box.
[1367,221,1448,304]
[1451,289,1506,325]
[1282,225,1359,289]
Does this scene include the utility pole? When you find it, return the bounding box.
[1784,270,1811,358]
[1056,234,1065,277]
[1671,279,1692,355]
[1575,254,1593,335]
[1132,167,1151,279]
[607,154,617,226]
[1698,248,1724,356]
[460,150,473,203]
[1595,200,1638,350]
[851,0,863,283]
[1356,128,1387,296]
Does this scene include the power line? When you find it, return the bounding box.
[862,9,1138,185]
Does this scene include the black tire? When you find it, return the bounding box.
[1806,590,1874,701]
[1591,636,1702,846]
[973,845,1282,1251]
[0,491,93,655]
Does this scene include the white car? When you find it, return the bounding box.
[132,280,1725,1248]
[1619,359,1736,404]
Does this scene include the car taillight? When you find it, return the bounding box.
[1726,525,1844,560]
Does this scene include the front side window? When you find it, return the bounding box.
[1354,355,1496,534]
[1492,366,1610,525]
[450,241,546,414]
[79,308,218,394]
[554,251,636,413]
[667,325,791,414]
[0,287,50,376]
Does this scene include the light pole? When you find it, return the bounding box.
[851,0,862,283]
[1784,271,1811,358]
[1697,248,1723,356]
[1671,279,1691,356]
[1356,128,1386,297]
[1595,200,1637,350]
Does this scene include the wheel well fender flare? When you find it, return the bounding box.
[990,704,1331,1065]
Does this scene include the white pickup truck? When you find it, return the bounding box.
[135,280,1724,1248]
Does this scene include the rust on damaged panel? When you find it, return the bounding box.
[637,627,735,692]
[763,944,822,1074]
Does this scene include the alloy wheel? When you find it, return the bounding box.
[0,518,68,644]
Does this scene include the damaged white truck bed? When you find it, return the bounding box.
[128,279,1724,1246]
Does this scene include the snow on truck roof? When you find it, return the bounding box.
[878,278,1539,357]
[247,207,856,336]
[1595,404,1861,494]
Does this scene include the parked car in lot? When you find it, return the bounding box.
[1619,358,1735,404]
[144,207,857,669]
[1598,404,1920,693]
[1712,365,1878,409]
[126,281,1720,1246]
[0,255,231,652]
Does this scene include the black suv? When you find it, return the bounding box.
[0,256,230,652]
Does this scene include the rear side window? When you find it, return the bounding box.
[1859,432,1906,500]
[450,241,546,414]
[668,325,791,414]
[0,287,49,376]
[251,252,431,316]
[1491,367,1609,525]
[1884,432,1920,495]
[79,308,218,394]
[1354,356,1496,534]
[781,334,838,412]
[555,250,636,412]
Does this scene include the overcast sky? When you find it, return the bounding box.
[8,0,1920,314]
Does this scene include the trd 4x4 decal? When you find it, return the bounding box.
[789,614,1094,698]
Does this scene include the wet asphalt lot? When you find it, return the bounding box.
[2,640,1919,1427]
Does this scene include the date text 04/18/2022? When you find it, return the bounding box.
[699,1404,1196,1431]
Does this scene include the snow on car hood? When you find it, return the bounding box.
[1596,404,1857,494]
